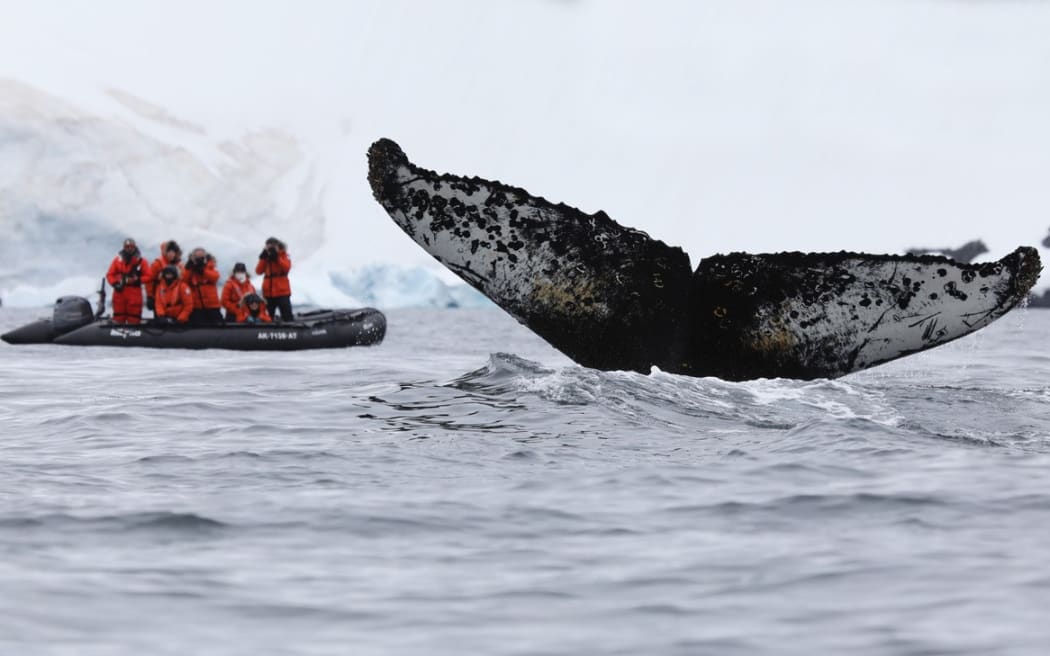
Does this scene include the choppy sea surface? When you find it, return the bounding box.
[2,306,1049,655]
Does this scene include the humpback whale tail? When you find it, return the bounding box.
[368,138,1040,381]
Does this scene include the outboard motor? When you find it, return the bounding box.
[53,296,95,334]
[1,295,98,345]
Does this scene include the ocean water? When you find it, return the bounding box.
[1,306,1049,656]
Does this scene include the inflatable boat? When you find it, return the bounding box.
[2,296,386,351]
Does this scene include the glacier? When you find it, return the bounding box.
[0,80,488,310]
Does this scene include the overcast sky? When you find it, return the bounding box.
[1,0,1049,269]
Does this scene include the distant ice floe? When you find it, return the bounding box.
[328,264,491,309]
[284,261,491,311]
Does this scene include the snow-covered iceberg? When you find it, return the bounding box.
[0,80,488,310]
[0,79,323,288]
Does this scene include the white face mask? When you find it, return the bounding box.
[234,272,247,283]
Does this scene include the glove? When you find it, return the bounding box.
[259,250,269,260]
[113,279,125,292]
[146,297,155,311]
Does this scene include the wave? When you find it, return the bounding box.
[0,511,228,532]
[450,352,904,428]
[426,352,1050,453]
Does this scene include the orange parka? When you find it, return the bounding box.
[235,303,273,323]
[255,250,292,297]
[106,252,151,291]
[221,276,256,317]
[149,242,183,301]
[154,279,194,323]
[182,259,221,310]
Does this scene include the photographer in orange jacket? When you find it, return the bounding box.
[256,237,293,321]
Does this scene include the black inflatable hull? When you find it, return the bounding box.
[0,319,61,344]
[3,309,386,351]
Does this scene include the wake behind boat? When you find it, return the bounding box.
[2,296,386,351]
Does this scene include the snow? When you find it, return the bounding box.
[1,275,102,309]
[0,80,487,309]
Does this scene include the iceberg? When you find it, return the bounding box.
[0,80,491,310]
[328,264,491,309]
[0,79,324,300]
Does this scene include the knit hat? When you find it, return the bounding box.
[232,262,248,274]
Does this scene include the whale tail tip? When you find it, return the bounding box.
[367,138,409,204]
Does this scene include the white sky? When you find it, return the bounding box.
[1,0,1049,269]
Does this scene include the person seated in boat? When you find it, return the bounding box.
[256,237,293,322]
[182,247,223,326]
[147,240,183,313]
[106,238,151,325]
[236,293,272,324]
[221,262,255,321]
[153,266,193,325]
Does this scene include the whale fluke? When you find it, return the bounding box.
[368,138,1041,380]
[368,138,694,373]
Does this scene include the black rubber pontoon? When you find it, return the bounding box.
[1,296,96,345]
[2,299,386,351]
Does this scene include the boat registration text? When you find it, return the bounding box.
[257,331,299,341]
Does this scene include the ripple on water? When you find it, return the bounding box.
[0,511,228,533]
[3,308,1050,654]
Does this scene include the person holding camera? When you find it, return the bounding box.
[255,237,293,321]
[182,247,223,326]
[147,240,183,314]
[153,265,193,325]
[105,238,151,325]
[257,236,296,321]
